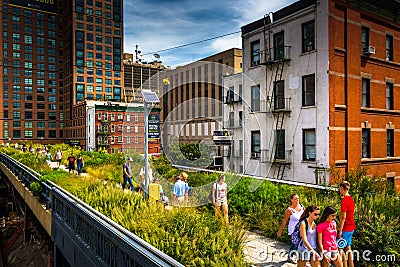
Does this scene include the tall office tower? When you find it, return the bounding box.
[122,53,167,102]
[0,0,123,143]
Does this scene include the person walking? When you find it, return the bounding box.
[122,157,134,191]
[317,206,343,267]
[67,152,76,174]
[172,175,188,206]
[76,154,84,175]
[297,205,321,267]
[338,181,355,267]
[55,148,63,166]
[277,193,305,263]
[180,172,191,205]
[212,174,229,224]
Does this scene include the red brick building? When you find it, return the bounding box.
[69,100,160,154]
[329,0,400,189]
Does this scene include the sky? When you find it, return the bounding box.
[123,0,297,68]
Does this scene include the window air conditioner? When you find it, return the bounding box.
[251,152,260,158]
[363,46,375,55]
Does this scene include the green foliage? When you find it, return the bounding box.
[72,184,249,266]
[3,145,399,266]
[29,181,42,195]
[40,169,72,183]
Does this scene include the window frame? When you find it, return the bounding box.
[387,129,394,157]
[251,131,261,158]
[386,83,393,110]
[302,74,315,106]
[302,20,315,53]
[303,129,316,161]
[362,128,371,158]
[250,40,260,66]
[251,85,260,112]
[362,78,370,108]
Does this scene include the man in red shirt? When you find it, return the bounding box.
[338,181,355,267]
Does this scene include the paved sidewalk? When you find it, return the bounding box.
[244,231,296,267]
[47,161,88,176]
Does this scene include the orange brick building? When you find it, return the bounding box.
[329,0,400,189]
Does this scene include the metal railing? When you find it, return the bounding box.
[0,153,52,209]
[0,152,184,267]
[261,149,292,163]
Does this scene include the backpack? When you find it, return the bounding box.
[291,219,309,248]
[208,183,217,202]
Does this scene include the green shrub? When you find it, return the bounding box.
[29,181,42,195]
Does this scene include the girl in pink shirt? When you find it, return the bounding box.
[317,206,343,267]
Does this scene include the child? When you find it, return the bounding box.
[317,206,343,267]
[297,205,321,267]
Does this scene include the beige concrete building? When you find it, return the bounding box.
[160,48,242,169]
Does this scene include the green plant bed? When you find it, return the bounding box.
[72,183,249,266]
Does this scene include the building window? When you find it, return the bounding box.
[135,114,139,121]
[274,80,285,109]
[273,31,284,60]
[275,130,285,160]
[362,78,370,108]
[302,20,315,52]
[386,83,393,110]
[127,136,130,144]
[229,112,234,127]
[24,130,33,138]
[303,129,316,161]
[361,26,370,52]
[135,125,138,133]
[126,126,130,133]
[387,129,394,157]
[386,35,393,61]
[302,74,315,106]
[250,40,260,66]
[226,87,234,103]
[362,128,370,158]
[251,85,260,112]
[135,136,139,143]
[251,131,260,158]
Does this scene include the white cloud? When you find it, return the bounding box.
[123,0,297,67]
[210,33,241,52]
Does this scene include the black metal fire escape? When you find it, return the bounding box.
[261,13,291,179]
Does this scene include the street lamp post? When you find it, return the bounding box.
[141,89,160,199]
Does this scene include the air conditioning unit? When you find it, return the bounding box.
[251,152,261,158]
[363,46,375,55]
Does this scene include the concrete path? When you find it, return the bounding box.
[244,231,296,267]
[47,161,88,176]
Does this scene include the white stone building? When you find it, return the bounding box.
[238,0,330,184]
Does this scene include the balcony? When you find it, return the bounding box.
[224,120,242,129]
[260,46,291,65]
[225,95,242,104]
[260,97,291,113]
[261,149,292,163]
[251,46,291,67]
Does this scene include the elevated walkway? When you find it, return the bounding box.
[0,152,184,267]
